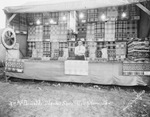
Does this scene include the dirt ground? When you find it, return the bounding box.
[0,69,150,117]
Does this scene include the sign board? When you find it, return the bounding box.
[65,60,88,75]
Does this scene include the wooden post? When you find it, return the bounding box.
[6,14,17,27]
[136,3,150,16]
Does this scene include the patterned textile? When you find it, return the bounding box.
[56,24,68,42]
[33,13,43,25]
[97,42,106,50]
[127,38,150,61]
[59,12,69,24]
[28,26,36,41]
[59,42,68,56]
[117,5,129,20]
[126,21,138,40]
[35,26,43,41]
[86,23,95,41]
[77,10,87,23]
[105,21,115,41]
[106,7,118,21]
[43,42,51,57]
[77,23,87,39]
[27,42,36,57]
[68,48,75,57]
[5,59,24,73]
[107,49,116,61]
[50,25,59,42]
[94,22,105,41]
[106,41,116,61]
[116,42,126,61]
[36,42,43,58]
[27,14,34,25]
[129,4,140,20]
[115,21,127,41]
[87,42,97,59]
[98,8,107,22]
[96,50,102,58]
[43,25,51,41]
[122,61,150,76]
[87,9,98,22]
[43,13,50,25]
[68,11,77,32]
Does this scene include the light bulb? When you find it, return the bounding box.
[122,12,127,18]
[62,16,66,21]
[49,19,54,24]
[36,20,41,25]
[101,14,106,21]
[79,13,84,19]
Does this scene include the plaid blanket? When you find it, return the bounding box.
[126,21,138,40]
[94,22,105,41]
[27,42,36,57]
[28,26,36,41]
[105,21,115,41]
[115,21,127,41]
[77,23,87,39]
[43,25,51,41]
[87,9,98,22]
[116,42,126,60]
[86,23,95,41]
[43,42,51,57]
[35,26,43,41]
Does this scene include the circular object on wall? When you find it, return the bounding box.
[1,28,16,49]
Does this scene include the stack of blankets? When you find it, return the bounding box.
[127,38,150,62]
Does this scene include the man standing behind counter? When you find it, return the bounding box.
[75,40,86,60]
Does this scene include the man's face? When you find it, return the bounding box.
[78,41,82,46]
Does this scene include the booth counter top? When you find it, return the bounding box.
[6,60,150,86]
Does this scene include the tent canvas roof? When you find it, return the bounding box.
[3,0,146,13]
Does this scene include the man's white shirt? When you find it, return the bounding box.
[75,45,86,56]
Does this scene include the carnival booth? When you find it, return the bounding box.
[2,0,150,86]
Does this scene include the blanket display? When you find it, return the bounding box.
[127,38,150,62]
[5,59,24,73]
[26,5,142,62]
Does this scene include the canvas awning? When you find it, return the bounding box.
[3,0,147,13]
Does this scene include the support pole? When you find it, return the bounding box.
[136,3,150,16]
